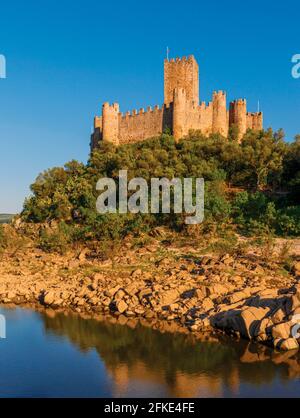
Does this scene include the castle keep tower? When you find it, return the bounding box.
[164,56,199,106]
[91,54,263,149]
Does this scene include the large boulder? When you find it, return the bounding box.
[257,289,279,298]
[202,297,214,312]
[287,291,300,314]
[225,290,251,305]
[213,306,268,339]
[115,289,126,301]
[159,289,180,306]
[6,291,16,300]
[274,338,299,351]
[239,307,269,338]
[138,288,152,301]
[125,283,141,297]
[270,307,286,324]
[105,285,121,298]
[256,318,273,340]
[116,300,128,314]
[293,262,300,276]
[206,284,229,298]
[43,291,55,306]
[271,322,293,340]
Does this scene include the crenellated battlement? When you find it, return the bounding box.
[118,103,173,120]
[166,55,195,64]
[247,112,263,131]
[232,99,247,106]
[213,90,226,98]
[91,54,263,149]
[103,102,120,112]
[200,101,213,110]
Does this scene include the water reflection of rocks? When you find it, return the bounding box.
[41,309,300,397]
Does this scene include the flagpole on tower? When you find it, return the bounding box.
[167,47,169,61]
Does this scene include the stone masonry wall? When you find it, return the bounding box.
[118,105,173,145]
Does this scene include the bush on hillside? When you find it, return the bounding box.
[22,130,300,247]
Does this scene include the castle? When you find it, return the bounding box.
[91,55,263,149]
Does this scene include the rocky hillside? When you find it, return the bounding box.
[0,223,299,352]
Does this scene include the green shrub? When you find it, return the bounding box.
[277,206,300,236]
[21,130,300,243]
[38,222,72,254]
[0,225,7,251]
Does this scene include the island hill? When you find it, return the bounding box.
[0,53,300,354]
[1,221,300,353]
[91,54,263,148]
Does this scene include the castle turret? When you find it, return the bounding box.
[173,88,187,141]
[212,91,228,137]
[94,116,102,129]
[229,99,247,141]
[247,112,263,131]
[102,102,120,145]
[254,112,263,130]
[164,55,199,106]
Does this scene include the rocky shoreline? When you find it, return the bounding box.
[1,227,300,352]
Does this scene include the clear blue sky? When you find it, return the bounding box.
[0,0,299,213]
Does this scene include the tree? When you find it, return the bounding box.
[241,129,286,190]
[282,135,300,203]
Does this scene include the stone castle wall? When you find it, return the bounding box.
[91,55,263,148]
[92,104,173,147]
[118,104,173,145]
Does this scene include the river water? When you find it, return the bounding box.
[0,306,299,398]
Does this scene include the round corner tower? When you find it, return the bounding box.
[102,102,120,145]
[229,99,247,141]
